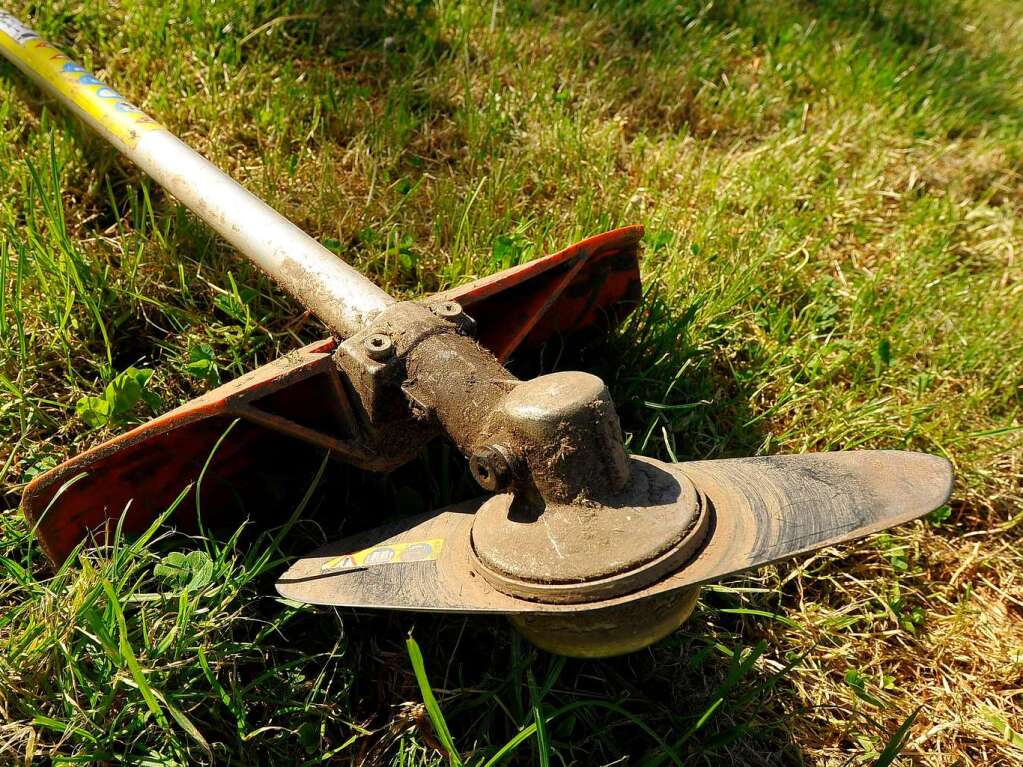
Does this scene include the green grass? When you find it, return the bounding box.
[2,0,1022,764]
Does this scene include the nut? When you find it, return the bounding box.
[469,444,516,492]
[363,333,394,361]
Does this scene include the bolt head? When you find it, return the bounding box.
[433,301,463,320]
[470,445,514,492]
[363,333,394,361]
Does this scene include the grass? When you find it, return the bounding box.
[1,0,1021,763]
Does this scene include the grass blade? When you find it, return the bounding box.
[527,670,551,767]
[99,579,166,725]
[873,706,922,767]
[406,635,463,766]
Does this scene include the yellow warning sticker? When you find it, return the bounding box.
[0,13,164,148]
[322,539,444,573]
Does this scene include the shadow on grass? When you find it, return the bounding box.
[589,0,1019,138]
[281,608,813,765]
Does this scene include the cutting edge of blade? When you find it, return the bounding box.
[275,450,953,615]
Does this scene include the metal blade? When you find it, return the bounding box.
[276,450,952,615]
[659,449,952,589]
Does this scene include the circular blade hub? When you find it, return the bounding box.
[470,456,710,604]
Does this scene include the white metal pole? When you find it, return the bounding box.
[0,10,394,336]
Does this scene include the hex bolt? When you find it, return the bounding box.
[363,333,394,361]
[470,444,516,492]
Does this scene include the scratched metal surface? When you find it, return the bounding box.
[276,450,953,615]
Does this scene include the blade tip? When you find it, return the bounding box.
[880,449,954,514]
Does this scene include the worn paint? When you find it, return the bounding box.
[0,12,163,148]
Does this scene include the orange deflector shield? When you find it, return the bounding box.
[23,227,643,566]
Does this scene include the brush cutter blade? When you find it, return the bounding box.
[23,227,643,566]
[276,450,952,615]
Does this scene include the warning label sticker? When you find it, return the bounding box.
[321,539,445,573]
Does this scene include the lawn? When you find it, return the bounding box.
[1,0,1021,764]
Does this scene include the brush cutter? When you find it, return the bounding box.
[2,13,953,657]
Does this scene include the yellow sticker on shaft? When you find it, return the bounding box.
[322,539,445,573]
[0,12,164,149]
